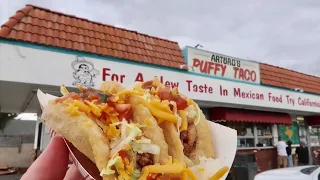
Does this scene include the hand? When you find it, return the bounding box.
[21,136,84,180]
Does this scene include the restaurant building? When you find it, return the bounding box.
[1,4,320,175]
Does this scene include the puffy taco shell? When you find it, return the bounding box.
[99,81,170,164]
[131,79,215,166]
[41,102,116,180]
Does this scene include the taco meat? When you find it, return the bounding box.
[136,153,154,169]
[180,123,198,156]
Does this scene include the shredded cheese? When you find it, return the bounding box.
[60,84,69,96]
[66,104,81,116]
[147,163,185,174]
[152,77,165,88]
[141,100,178,124]
[209,166,229,180]
[181,170,188,180]
[73,100,91,114]
[185,168,197,180]
[178,110,188,131]
[198,168,205,172]
[149,100,172,113]
[85,100,101,117]
[138,167,149,180]
[145,119,152,127]
[104,124,120,139]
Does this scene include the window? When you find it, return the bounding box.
[309,126,320,146]
[220,122,255,148]
[219,121,274,148]
[256,124,273,147]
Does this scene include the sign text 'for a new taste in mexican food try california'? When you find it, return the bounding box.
[1,43,319,113]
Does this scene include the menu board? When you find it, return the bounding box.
[278,122,300,145]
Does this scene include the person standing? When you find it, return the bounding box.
[286,140,293,167]
[275,137,288,168]
[296,142,309,166]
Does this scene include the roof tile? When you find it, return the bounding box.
[261,63,320,94]
[0,4,185,69]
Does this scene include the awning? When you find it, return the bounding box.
[306,116,320,126]
[211,107,292,125]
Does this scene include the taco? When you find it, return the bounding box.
[40,82,196,180]
[128,78,215,167]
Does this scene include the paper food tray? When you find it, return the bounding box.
[37,89,237,180]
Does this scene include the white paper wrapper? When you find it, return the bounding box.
[37,89,237,180]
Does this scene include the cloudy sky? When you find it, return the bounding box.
[1,0,320,76]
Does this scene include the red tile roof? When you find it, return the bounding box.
[0,4,186,69]
[260,63,320,94]
[1,5,320,95]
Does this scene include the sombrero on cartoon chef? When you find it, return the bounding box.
[72,56,94,71]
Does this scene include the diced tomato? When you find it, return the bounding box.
[175,97,188,110]
[142,80,154,89]
[118,150,129,162]
[157,88,188,110]
[87,94,100,101]
[114,104,133,121]
[157,87,173,101]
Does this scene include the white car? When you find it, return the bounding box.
[254,165,320,180]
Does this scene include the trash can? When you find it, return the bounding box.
[233,153,258,180]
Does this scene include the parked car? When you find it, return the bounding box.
[254,166,320,180]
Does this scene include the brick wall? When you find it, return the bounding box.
[238,148,278,172]
[312,147,320,165]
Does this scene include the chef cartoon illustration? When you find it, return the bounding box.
[72,56,100,87]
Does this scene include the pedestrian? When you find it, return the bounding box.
[275,137,288,168]
[296,141,309,166]
[286,140,293,167]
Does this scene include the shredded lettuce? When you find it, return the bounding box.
[110,121,142,157]
[100,156,121,176]
[135,137,152,144]
[132,142,160,154]
[110,137,121,149]
[131,169,141,180]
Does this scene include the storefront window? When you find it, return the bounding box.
[256,124,273,147]
[309,126,320,146]
[219,121,275,148]
[221,122,255,148]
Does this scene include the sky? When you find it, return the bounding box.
[1,0,320,76]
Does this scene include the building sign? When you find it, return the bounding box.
[278,122,300,145]
[184,47,261,84]
[1,43,320,113]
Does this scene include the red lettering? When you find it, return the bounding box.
[193,58,201,68]
[207,62,214,74]
[102,68,110,81]
[165,81,170,87]
[185,80,213,94]
[221,65,227,76]
[251,71,257,82]
[214,64,221,75]
[135,73,144,82]
[244,69,250,81]
[171,82,179,88]
[233,67,257,82]
[186,80,192,91]
[233,67,239,78]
